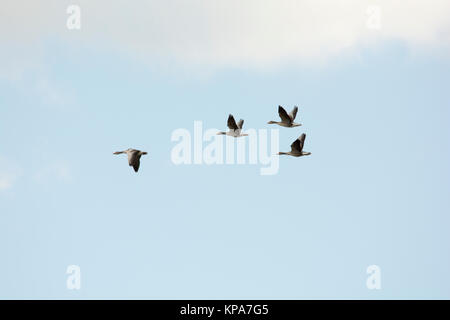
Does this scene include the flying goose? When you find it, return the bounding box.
[278,134,311,157]
[217,114,248,137]
[268,105,301,127]
[113,148,148,172]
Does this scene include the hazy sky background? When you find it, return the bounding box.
[1,0,450,299]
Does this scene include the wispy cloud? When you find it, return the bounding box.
[0,157,22,191]
[0,177,13,191]
[0,47,73,109]
[0,156,73,190]
[1,0,450,71]
[33,162,73,184]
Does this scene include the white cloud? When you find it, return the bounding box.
[0,178,13,190]
[0,46,73,109]
[33,162,73,184]
[0,157,21,191]
[0,0,449,70]
[0,157,72,190]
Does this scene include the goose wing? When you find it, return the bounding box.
[237,119,244,129]
[290,139,301,153]
[128,150,141,172]
[227,114,239,130]
[278,105,291,123]
[291,134,306,153]
[132,158,140,172]
[289,106,298,121]
[298,133,306,151]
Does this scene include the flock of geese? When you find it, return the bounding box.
[113,105,311,172]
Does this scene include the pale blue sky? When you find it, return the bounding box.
[1,1,450,299]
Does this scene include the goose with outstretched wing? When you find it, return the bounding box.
[278,134,311,157]
[113,148,148,172]
[268,105,301,127]
[217,114,248,137]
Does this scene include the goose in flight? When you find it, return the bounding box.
[278,134,311,157]
[217,114,248,137]
[113,148,148,172]
[268,105,301,127]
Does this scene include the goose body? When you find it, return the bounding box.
[278,134,311,157]
[217,114,248,137]
[113,148,148,172]
[268,105,301,127]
